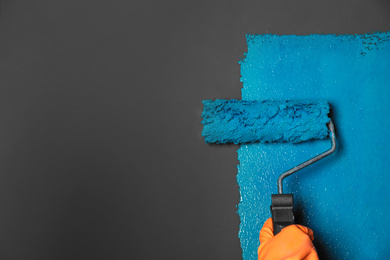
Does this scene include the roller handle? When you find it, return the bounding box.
[270,194,295,235]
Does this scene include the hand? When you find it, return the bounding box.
[258,218,319,260]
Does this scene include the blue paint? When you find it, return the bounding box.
[201,99,330,144]
[237,33,390,260]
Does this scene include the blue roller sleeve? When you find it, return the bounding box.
[201,99,330,144]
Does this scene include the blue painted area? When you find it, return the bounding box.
[237,33,390,260]
[201,99,330,144]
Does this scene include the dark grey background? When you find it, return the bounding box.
[0,1,389,259]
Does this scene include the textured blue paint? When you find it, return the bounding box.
[201,99,330,144]
[237,33,390,260]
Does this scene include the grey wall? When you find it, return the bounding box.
[0,1,389,259]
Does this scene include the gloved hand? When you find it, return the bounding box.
[258,218,319,260]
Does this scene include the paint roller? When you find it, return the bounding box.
[201,99,336,235]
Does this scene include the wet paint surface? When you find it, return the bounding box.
[237,33,390,260]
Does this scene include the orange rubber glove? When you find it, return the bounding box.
[258,218,319,260]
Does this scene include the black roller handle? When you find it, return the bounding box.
[270,194,295,235]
